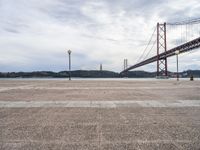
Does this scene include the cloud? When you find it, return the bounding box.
[0,0,200,72]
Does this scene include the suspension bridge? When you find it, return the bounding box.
[120,18,200,77]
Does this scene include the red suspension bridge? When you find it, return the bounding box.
[120,18,200,77]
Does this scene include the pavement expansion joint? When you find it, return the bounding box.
[0,100,200,108]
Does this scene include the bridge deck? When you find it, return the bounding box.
[121,37,200,74]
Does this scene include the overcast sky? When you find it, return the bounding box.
[0,0,200,72]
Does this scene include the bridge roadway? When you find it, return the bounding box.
[0,79,200,150]
[121,36,200,74]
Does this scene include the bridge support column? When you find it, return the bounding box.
[157,22,168,77]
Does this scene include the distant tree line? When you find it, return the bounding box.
[0,70,199,78]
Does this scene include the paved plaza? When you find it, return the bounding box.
[0,79,200,149]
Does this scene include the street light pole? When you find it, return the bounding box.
[175,50,180,81]
[68,50,72,80]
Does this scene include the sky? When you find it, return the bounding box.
[0,0,200,72]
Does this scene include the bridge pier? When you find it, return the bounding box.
[157,22,168,78]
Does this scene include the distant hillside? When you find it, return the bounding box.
[182,70,200,78]
[0,70,199,78]
[59,70,119,78]
[126,71,156,78]
[0,70,119,78]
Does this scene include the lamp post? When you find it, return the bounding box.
[175,50,180,81]
[68,50,72,80]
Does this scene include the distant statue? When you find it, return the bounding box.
[190,75,194,81]
[100,64,102,71]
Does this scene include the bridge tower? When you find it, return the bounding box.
[157,22,168,77]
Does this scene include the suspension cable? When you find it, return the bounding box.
[142,39,157,61]
[136,26,156,64]
[167,17,200,25]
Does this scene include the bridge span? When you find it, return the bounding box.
[121,36,200,74]
[121,19,200,76]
